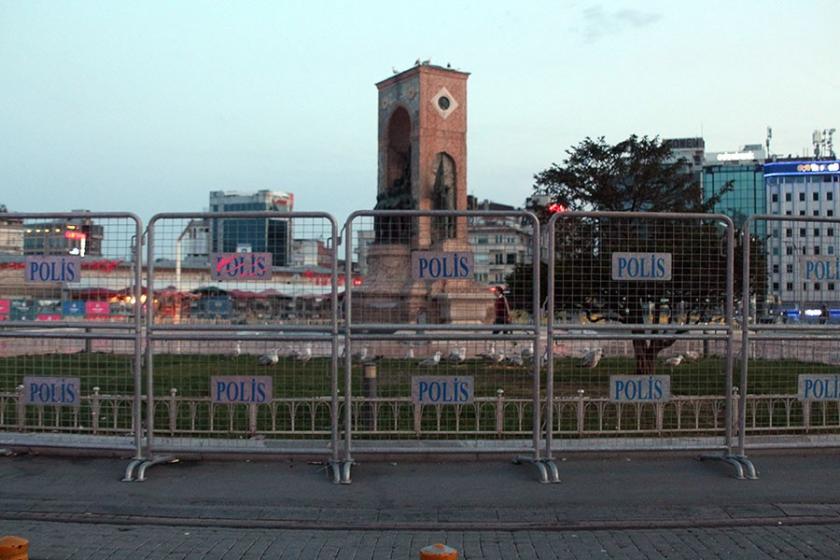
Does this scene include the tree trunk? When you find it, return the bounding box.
[632,338,677,375]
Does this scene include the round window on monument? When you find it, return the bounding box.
[437,96,451,110]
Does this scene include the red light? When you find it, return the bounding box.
[547,203,566,214]
[64,231,86,240]
[352,278,362,286]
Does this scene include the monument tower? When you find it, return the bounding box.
[355,63,494,324]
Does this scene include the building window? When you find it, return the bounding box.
[829,192,834,201]
[786,229,792,238]
[785,211,792,215]
[786,282,793,291]
[772,264,779,274]
[815,283,821,291]
[786,264,793,273]
[830,246,836,255]
[800,193,806,202]
[506,253,516,265]
[830,283,836,291]
[800,210,806,216]
[815,229,821,236]
[785,193,792,202]
[815,246,821,255]
[786,246,793,255]
[829,229,835,237]
[804,283,808,291]
[814,192,820,201]
[772,193,779,203]
[799,228,807,237]
[803,246,808,255]
[814,210,820,216]
[494,253,503,264]
[829,210,834,217]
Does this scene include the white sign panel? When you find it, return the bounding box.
[211,376,273,404]
[798,374,840,400]
[411,251,474,280]
[611,252,672,281]
[23,376,81,407]
[609,375,671,402]
[800,257,840,282]
[24,256,82,283]
[412,376,474,404]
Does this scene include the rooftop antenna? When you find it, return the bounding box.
[765,126,772,159]
[813,130,822,159]
[827,128,836,158]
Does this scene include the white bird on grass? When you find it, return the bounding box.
[505,353,524,367]
[476,343,496,362]
[352,346,369,362]
[419,351,442,367]
[684,350,700,362]
[257,349,279,366]
[447,346,466,363]
[580,348,603,369]
[664,355,684,367]
[290,344,312,363]
[521,343,534,362]
[233,341,241,357]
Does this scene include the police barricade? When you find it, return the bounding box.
[339,210,552,483]
[545,211,754,478]
[741,214,840,470]
[124,212,340,482]
[0,212,144,462]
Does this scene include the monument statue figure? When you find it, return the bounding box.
[431,152,456,242]
[374,147,414,243]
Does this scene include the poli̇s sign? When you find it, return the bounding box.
[798,374,840,400]
[210,252,272,281]
[411,251,474,280]
[611,253,672,281]
[801,258,840,281]
[25,256,81,283]
[23,376,80,406]
[211,376,272,404]
[412,376,474,404]
[609,375,671,402]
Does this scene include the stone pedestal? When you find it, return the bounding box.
[353,243,494,325]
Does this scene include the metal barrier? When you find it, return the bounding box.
[123,212,340,482]
[0,212,143,463]
[340,210,554,483]
[741,215,840,472]
[546,211,755,478]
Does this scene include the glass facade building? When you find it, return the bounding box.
[209,190,293,266]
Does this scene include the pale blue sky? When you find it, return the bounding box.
[1,1,838,225]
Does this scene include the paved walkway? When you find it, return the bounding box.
[3,452,840,558]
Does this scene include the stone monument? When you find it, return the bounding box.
[354,63,495,324]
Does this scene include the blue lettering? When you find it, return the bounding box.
[428,382,441,402]
[66,383,76,402]
[429,258,441,278]
[655,257,666,278]
[653,380,662,399]
[459,256,470,277]
[617,258,628,278]
[418,382,429,401]
[418,259,429,278]
[256,382,266,403]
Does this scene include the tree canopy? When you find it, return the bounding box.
[512,135,735,375]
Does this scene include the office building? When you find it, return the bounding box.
[209,190,293,266]
[702,144,766,230]
[764,159,840,309]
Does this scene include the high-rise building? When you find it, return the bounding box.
[0,206,23,255]
[208,190,293,266]
[22,215,103,257]
[764,159,840,309]
[702,144,766,230]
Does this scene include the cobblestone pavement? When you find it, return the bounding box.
[4,519,840,559]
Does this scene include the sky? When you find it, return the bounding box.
[1,1,839,226]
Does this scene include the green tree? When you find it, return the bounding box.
[512,135,734,375]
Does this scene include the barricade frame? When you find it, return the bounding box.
[740,214,840,475]
[0,212,144,465]
[546,211,754,479]
[123,211,341,482]
[339,210,553,483]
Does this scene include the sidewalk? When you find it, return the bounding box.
[3,451,840,558]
